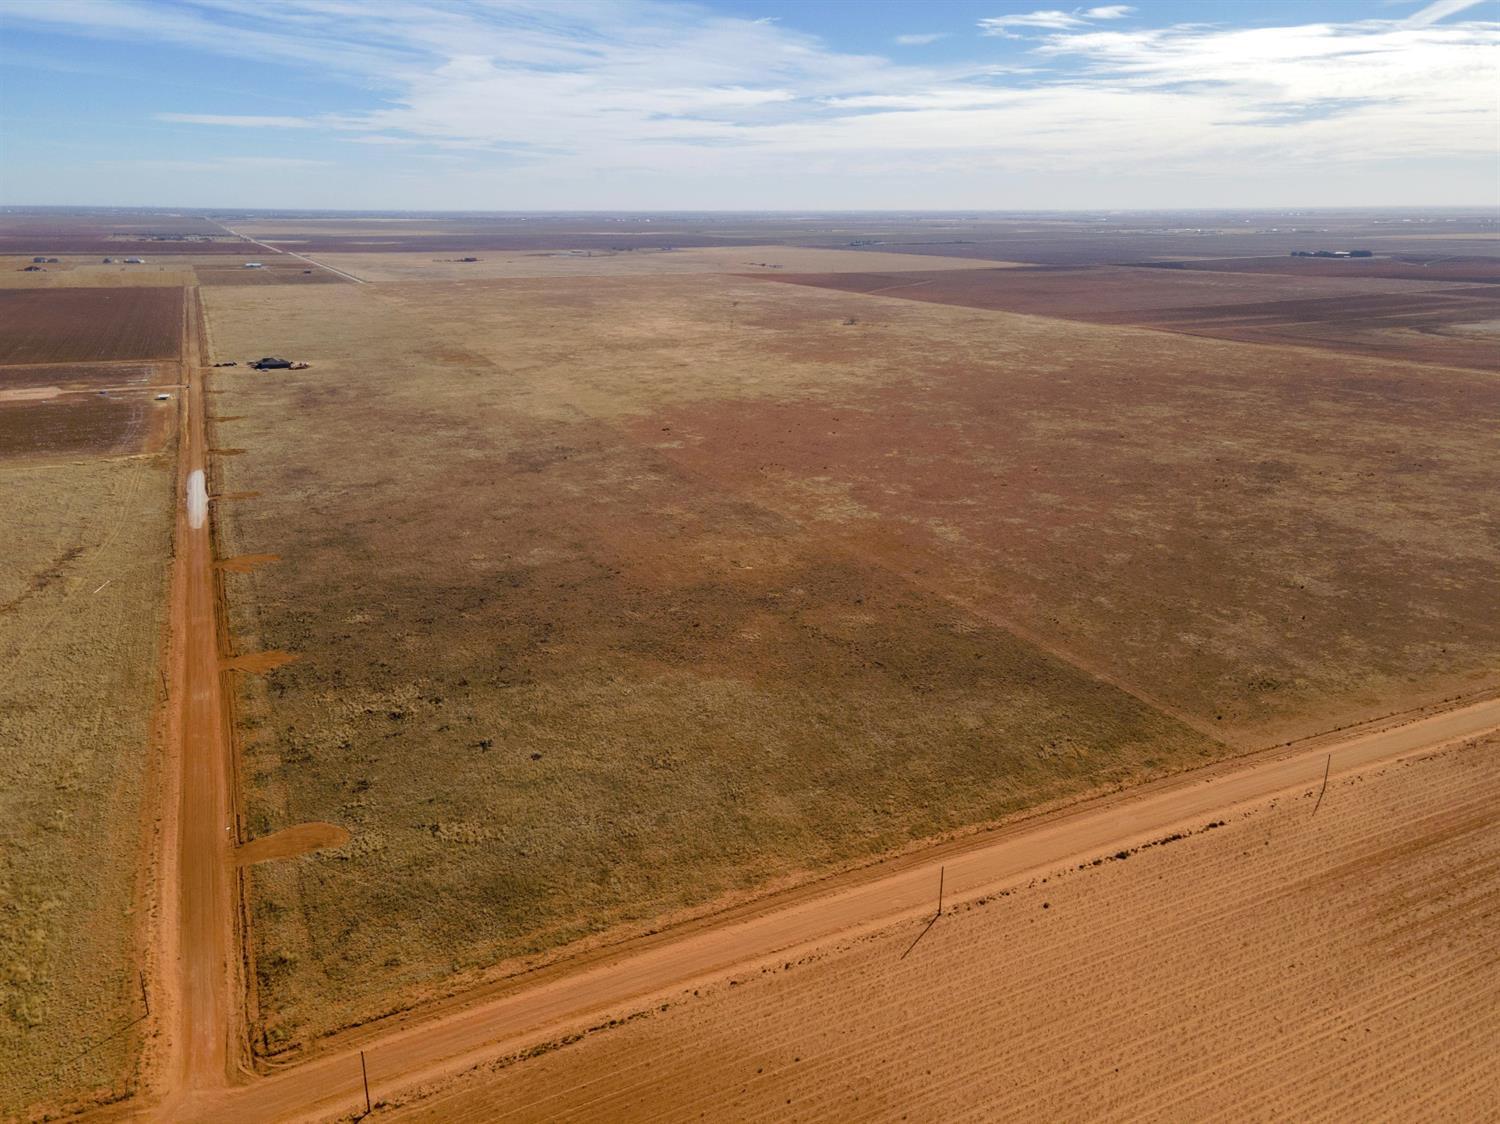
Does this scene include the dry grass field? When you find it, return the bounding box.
[0,452,174,1117]
[200,258,1497,1058]
[384,734,1500,1123]
[309,246,1010,283]
[0,288,183,363]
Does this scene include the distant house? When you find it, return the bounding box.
[32,256,46,263]
[243,262,265,269]
[102,257,114,263]
[123,256,145,264]
[252,357,293,370]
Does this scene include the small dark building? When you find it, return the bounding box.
[252,357,294,370]
[32,256,46,263]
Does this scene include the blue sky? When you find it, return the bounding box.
[1,0,1496,210]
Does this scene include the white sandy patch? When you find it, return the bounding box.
[187,469,208,529]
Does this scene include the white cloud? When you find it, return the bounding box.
[894,33,948,46]
[978,6,1133,38]
[6,0,1498,207]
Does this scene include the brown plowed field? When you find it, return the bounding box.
[0,288,183,363]
[387,734,1500,1123]
[0,362,162,391]
[0,393,169,460]
[762,266,1500,370]
[1140,255,1500,284]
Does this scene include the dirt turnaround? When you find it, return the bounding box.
[236,824,352,866]
[220,649,299,674]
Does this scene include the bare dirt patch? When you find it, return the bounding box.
[0,288,183,363]
[236,823,351,866]
[222,649,299,674]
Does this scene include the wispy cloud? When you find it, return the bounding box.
[156,113,313,128]
[894,33,947,46]
[1405,0,1488,27]
[978,6,1134,38]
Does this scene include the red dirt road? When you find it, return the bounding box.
[171,696,1500,1123]
[149,288,240,1112]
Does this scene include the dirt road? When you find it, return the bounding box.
[171,696,1500,1123]
[149,287,240,1111]
[210,222,366,285]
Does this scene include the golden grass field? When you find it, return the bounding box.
[198,262,1498,1057]
[0,452,174,1116]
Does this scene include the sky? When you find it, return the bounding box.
[1,0,1497,211]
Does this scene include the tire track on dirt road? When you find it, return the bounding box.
[172,696,1500,1123]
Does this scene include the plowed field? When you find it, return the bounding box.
[0,288,182,363]
[763,266,1500,370]
[0,394,167,460]
[0,362,162,391]
[388,734,1500,1123]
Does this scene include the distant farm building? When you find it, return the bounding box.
[252,357,293,370]
[123,256,145,264]
[32,256,47,263]
[243,262,265,269]
[1292,249,1374,259]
